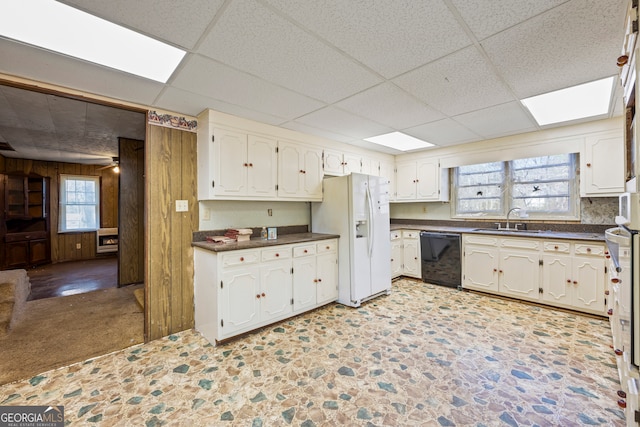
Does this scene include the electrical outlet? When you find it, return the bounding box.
[268,209,273,216]
[76,243,81,250]
[176,200,188,212]
[202,207,211,220]
[422,206,427,213]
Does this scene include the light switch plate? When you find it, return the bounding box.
[176,200,188,212]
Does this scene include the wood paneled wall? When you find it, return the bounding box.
[1,157,119,262]
[145,125,198,341]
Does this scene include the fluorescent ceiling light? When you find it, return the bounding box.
[0,0,186,83]
[364,132,434,151]
[521,76,614,126]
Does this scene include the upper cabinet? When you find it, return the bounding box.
[198,126,277,200]
[323,149,361,176]
[580,130,625,197]
[394,158,449,202]
[277,140,323,201]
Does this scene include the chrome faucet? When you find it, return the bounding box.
[506,207,521,230]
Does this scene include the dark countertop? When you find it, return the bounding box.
[390,223,605,242]
[192,232,340,253]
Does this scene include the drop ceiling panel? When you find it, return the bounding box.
[405,118,481,147]
[172,55,324,120]
[0,86,56,131]
[450,0,568,40]
[481,0,626,98]
[263,0,472,78]
[294,106,393,140]
[453,102,538,139]
[0,39,165,106]
[198,0,382,103]
[85,103,145,140]
[279,121,354,144]
[59,0,225,49]
[393,46,514,116]
[335,83,445,130]
[157,87,288,126]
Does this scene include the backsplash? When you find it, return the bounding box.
[580,197,617,224]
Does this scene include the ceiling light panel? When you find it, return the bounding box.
[0,0,186,83]
[364,132,433,151]
[521,76,615,126]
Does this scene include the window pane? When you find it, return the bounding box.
[458,162,503,174]
[513,197,570,212]
[512,182,569,197]
[458,185,503,199]
[59,175,100,232]
[458,171,504,186]
[457,198,502,213]
[512,154,570,169]
[513,165,570,182]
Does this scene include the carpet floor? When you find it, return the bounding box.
[0,278,623,426]
[0,284,144,386]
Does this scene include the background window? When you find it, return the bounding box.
[453,154,578,219]
[59,175,100,232]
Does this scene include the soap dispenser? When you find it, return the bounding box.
[261,227,268,240]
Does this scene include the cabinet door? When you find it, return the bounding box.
[316,252,338,304]
[323,149,344,176]
[499,249,540,300]
[342,153,361,175]
[416,159,439,200]
[360,157,377,176]
[213,128,248,196]
[4,241,28,269]
[541,254,572,306]
[581,131,624,196]
[302,147,323,199]
[247,135,277,197]
[463,245,499,292]
[277,141,303,198]
[293,256,317,311]
[220,266,260,336]
[391,239,403,278]
[379,161,395,201]
[5,175,27,218]
[402,238,420,278]
[29,240,48,265]
[572,256,606,314]
[260,259,293,321]
[395,161,416,200]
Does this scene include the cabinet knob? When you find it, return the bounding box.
[609,309,614,316]
[606,255,611,259]
[499,270,503,273]
[618,55,629,66]
[261,292,265,297]
[326,246,330,250]
[567,279,571,283]
[618,390,627,399]
[605,290,610,295]
[493,268,497,272]
[240,257,244,261]
[256,294,261,299]
[304,249,308,253]
[572,280,577,284]
[244,163,248,167]
[554,245,558,250]
[249,163,253,167]
[611,278,620,284]
[615,348,623,355]
[618,399,627,409]
[318,278,322,282]
[313,279,318,283]
[586,248,591,252]
[275,253,279,257]
[586,163,591,167]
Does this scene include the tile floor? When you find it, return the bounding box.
[0,279,625,426]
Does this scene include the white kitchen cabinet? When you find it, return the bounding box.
[315,241,339,304]
[401,230,421,279]
[462,234,607,315]
[541,241,606,315]
[360,157,377,176]
[390,231,403,279]
[395,158,449,202]
[463,235,500,293]
[580,130,625,197]
[197,126,277,200]
[277,140,323,200]
[323,149,361,176]
[194,239,339,345]
[379,161,396,201]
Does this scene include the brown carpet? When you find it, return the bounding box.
[0,284,144,385]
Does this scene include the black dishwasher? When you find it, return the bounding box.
[419,232,461,289]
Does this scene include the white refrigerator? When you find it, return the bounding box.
[311,173,391,307]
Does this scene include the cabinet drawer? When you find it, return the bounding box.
[574,243,604,257]
[317,240,337,254]
[501,237,540,250]
[463,234,499,246]
[261,246,291,262]
[390,231,401,241]
[402,230,419,239]
[543,241,570,253]
[220,249,260,268]
[5,231,47,242]
[293,244,316,258]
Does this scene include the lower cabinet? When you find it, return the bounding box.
[462,234,607,315]
[195,238,338,344]
[390,231,403,279]
[401,230,421,279]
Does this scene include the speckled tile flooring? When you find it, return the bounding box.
[0,279,625,426]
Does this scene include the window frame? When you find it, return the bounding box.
[452,153,580,221]
[58,174,101,233]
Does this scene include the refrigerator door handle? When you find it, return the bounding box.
[366,184,374,258]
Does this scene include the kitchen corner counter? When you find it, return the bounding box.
[390,223,605,242]
[192,232,340,253]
